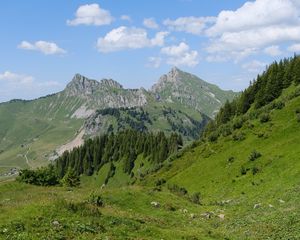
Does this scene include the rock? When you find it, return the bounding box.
[218,214,225,220]
[182,209,188,214]
[52,220,60,226]
[100,184,106,190]
[268,204,274,208]
[253,203,261,209]
[190,213,196,219]
[279,199,285,203]
[200,212,213,219]
[151,201,160,208]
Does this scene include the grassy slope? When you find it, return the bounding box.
[148,84,300,239]
[0,94,83,175]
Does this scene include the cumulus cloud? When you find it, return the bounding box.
[67,3,113,26]
[288,43,300,52]
[0,71,62,102]
[0,71,34,84]
[164,16,215,35]
[143,18,159,29]
[147,57,162,68]
[161,42,199,67]
[206,0,299,37]
[18,41,66,55]
[205,0,300,61]
[96,26,169,52]
[242,60,267,73]
[264,45,282,56]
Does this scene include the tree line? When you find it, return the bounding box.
[18,129,183,186]
[205,54,300,134]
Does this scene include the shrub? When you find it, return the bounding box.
[252,166,260,175]
[260,113,270,123]
[220,125,232,137]
[87,192,104,207]
[164,203,176,211]
[240,166,247,175]
[208,131,219,142]
[167,184,188,196]
[227,156,235,163]
[272,101,285,110]
[61,168,80,187]
[155,178,166,186]
[190,192,201,205]
[17,165,59,186]
[233,118,244,129]
[249,150,262,161]
[232,132,246,141]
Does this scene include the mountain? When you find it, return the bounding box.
[151,67,238,118]
[0,68,236,176]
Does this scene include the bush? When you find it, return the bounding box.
[208,131,219,142]
[17,165,59,186]
[272,101,285,110]
[227,156,235,163]
[61,168,80,187]
[260,113,270,123]
[249,150,262,161]
[232,132,246,141]
[190,192,201,205]
[240,166,247,175]
[220,125,232,137]
[233,118,244,129]
[252,166,260,175]
[87,192,104,207]
[167,184,188,196]
[155,178,166,187]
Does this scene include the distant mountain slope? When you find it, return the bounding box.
[0,68,236,176]
[151,67,238,118]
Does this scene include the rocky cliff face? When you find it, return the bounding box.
[64,74,148,118]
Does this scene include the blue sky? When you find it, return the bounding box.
[1,0,300,102]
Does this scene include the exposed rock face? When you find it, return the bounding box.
[64,74,148,118]
[65,74,100,96]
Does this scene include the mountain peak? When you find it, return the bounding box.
[65,73,100,95]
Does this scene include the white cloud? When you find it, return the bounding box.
[0,71,62,102]
[206,0,299,37]
[18,41,66,55]
[120,15,131,21]
[242,60,267,73]
[264,45,282,56]
[164,16,215,35]
[147,57,162,68]
[288,43,300,52]
[67,3,113,26]
[143,18,159,29]
[205,0,300,60]
[96,26,169,52]
[0,71,34,84]
[161,42,199,67]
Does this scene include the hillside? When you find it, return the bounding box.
[0,68,234,178]
[1,56,299,239]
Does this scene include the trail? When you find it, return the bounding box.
[24,147,32,168]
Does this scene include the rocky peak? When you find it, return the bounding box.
[151,67,184,92]
[65,74,100,95]
[100,79,123,89]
